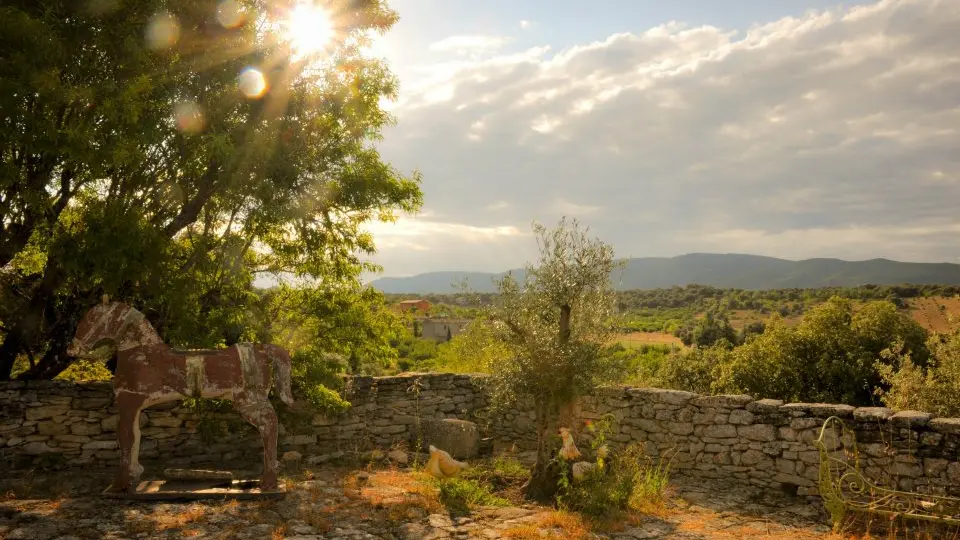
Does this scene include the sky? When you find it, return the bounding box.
[355,0,960,278]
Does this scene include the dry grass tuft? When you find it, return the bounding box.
[839,512,960,540]
[151,504,209,531]
[502,511,592,539]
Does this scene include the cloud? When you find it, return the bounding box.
[371,0,960,276]
[429,35,511,56]
[362,215,534,276]
[520,20,534,30]
[549,198,601,216]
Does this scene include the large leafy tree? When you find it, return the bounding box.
[0,0,421,379]
[477,218,625,500]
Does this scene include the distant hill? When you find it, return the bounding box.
[368,253,960,294]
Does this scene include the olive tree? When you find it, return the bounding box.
[482,218,624,500]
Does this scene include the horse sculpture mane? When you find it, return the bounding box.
[68,297,294,492]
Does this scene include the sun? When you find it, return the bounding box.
[283,2,334,58]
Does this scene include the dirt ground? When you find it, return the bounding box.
[6,458,945,540]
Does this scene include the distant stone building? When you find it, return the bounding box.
[421,318,471,342]
[398,299,431,314]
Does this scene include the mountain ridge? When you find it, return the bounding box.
[368,253,960,294]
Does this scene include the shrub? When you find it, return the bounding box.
[713,298,929,405]
[54,359,112,381]
[878,326,960,416]
[652,342,729,394]
[556,416,670,517]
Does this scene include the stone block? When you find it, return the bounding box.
[74,397,112,409]
[890,411,933,428]
[774,472,814,487]
[82,440,118,451]
[924,458,949,477]
[149,416,183,428]
[728,410,755,425]
[737,424,777,442]
[632,419,662,433]
[948,462,960,483]
[25,404,70,421]
[776,459,795,475]
[746,399,784,413]
[779,403,855,418]
[420,418,480,459]
[22,441,56,455]
[703,424,737,439]
[37,421,67,436]
[667,422,694,436]
[690,395,754,408]
[70,422,101,436]
[930,418,960,435]
[853,407,894,422]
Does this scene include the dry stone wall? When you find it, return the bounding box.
[0,374,487,473]
[3,374,960,498]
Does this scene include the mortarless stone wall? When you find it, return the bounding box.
[3,374,959,497]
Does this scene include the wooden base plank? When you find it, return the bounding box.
[100,478,286,501]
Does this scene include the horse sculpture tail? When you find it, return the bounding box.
[267,345,295,406]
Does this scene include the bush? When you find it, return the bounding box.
[556,416,670,517]
[652,342,729,394]
[713,298,929,404]
[289,349,351,414]
[878,326,960,416]
[55,359,113,382]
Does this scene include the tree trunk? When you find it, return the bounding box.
[0,260,64,379]
[524,401,562,502]
[16,293,87,380]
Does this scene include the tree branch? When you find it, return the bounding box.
[163,158,220,238]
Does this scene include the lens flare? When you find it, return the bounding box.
[174,101,205,134]
[283,2,334,58]
[216,0,246,29]
[238,68,268,99]
[145,12,180,50]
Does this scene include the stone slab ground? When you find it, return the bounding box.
[1,465,956,539]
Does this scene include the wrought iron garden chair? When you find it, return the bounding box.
[817,415,960,528]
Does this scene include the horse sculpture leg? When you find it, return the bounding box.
[235,396,280,491]
[114,391,149,492]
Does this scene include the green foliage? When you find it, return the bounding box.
[557,417,669,517]
[393,332,440,371]
[603,343,676,386]
[470,218,625,497]
[0,0,421,381]
[675,310,738,347]
[259,284,405,376]
[878,325,960,416]
[288,349,351,415]
[483,218,625,412]
[430,318,511,374]
[713,298,929,404]
[489,455,531,483]
[54,359,113,382]
[619,308,692,333]
[435,477,510,515]
[651,342,731,394]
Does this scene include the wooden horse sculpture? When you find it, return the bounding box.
[67,297,294,492]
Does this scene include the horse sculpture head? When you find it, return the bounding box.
[67,296,143,358]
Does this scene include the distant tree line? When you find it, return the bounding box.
[386,284,960,314]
